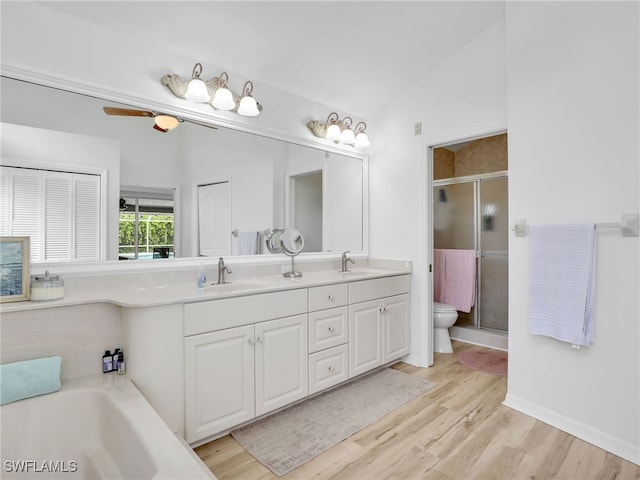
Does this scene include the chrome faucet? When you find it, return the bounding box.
[217,257,232,284]
[341,251,355,272]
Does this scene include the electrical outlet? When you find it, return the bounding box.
[414,122,422,136]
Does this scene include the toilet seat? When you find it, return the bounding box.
[434,302,457,313]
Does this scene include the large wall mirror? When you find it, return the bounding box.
[1,77,366,264]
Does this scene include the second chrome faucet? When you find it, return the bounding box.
[217,257,232,284]
[341,251,355,272]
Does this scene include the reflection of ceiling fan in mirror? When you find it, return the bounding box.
[102,107,218,133]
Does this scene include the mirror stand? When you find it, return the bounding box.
[283,253,302,278]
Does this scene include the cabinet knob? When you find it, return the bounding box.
[257,336,264,343]
[328,295,335,301]
[249,338,256,345]
[328,326,335,333]
[328,366,335,373]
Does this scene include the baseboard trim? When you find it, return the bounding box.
[503,393,640,466]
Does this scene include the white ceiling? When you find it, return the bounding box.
[40,1,504,118]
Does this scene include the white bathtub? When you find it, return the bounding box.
[1,374,215,479]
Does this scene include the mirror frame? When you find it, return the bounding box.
[2,65,369,276]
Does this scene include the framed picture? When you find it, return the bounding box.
[0,236,30,303]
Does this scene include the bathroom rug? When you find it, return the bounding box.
[231,367,436,477]
[457,349,507,376]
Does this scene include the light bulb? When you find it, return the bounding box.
[184,78,210,102]
[237,96,260,116]
[340,128,355,145]
[325,124,341,142]
[212,87,236,110]
[354,132,371,148]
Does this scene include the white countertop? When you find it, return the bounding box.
[1,266,411,313]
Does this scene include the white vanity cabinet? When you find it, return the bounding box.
[348,275,411,378]
[183,289,308,443]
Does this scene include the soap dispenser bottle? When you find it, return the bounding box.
[197,263,207,288]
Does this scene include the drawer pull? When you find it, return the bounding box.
[328,326,335,333]
[328,366,335,373]
[328,295,335,301]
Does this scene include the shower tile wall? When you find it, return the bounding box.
[434,133,508,180]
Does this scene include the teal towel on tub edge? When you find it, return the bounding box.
[0,356,62,405]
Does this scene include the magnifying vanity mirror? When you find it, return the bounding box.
[0,76,367,267]
[266,228,305,277]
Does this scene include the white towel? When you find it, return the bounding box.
[528,223,596,347]
[238,231,258,255]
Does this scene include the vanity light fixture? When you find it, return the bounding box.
[339,117,356,145]
[307,112,371,148]
[354,122,371,148]
[184,63,211,102]
[211,72,236,111]
[161,63,263,116]
[236,81,260,117]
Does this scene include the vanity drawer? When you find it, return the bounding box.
[308,283,348,312]
[184,288,308,336]
[309,344,349,394]
[308,306,348,353]
[348,275,411,304]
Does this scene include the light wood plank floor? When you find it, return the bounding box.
[195,341,640,479]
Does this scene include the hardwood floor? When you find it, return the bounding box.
[195,341,640,479]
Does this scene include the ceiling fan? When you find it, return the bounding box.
[102,106,217,132]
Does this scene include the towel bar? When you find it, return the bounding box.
[512,213,639,238]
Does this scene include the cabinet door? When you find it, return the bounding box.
[349,299,383,378]
[184,325,255,443]
[255,314,308,416]
[383,294,410,363]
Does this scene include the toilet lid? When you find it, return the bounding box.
[434,302,457,313]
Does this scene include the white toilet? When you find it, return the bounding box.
[433,302,458,353]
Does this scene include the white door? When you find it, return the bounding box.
[184,325,255,443]
[255,314,308,416]
[349,299,383,378]
[383,294,410,363]
[198,181,231,257]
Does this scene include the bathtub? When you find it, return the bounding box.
[1,373,215,479]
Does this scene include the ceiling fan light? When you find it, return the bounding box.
[354,132,371,148]
[212,87,236,110]
[184,78,210,102]
[154,115,179,131]
[340,127,356,145]
[325,124,341,142]
[237,95,260,116]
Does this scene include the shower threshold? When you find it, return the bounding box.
[449,325,508,351]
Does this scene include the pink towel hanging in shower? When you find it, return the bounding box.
[433,249,476,313]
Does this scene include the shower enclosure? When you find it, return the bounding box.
[433,174,508,332]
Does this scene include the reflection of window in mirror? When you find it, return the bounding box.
[118,188,175,260]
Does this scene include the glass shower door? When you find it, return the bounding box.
[433,182,476,326]
[478,177,508,331]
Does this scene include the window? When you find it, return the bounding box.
[0,166,101,262]
[118,189,174,260]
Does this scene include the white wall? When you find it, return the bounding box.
[368,19,508,367]
[504,2,639,464]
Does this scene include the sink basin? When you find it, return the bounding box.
[205,280,269,294]
[337,270,372,277]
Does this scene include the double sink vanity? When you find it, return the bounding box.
[120,260,412,445]
[3,258,411,447]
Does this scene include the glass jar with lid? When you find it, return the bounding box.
[30,270,64,301]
